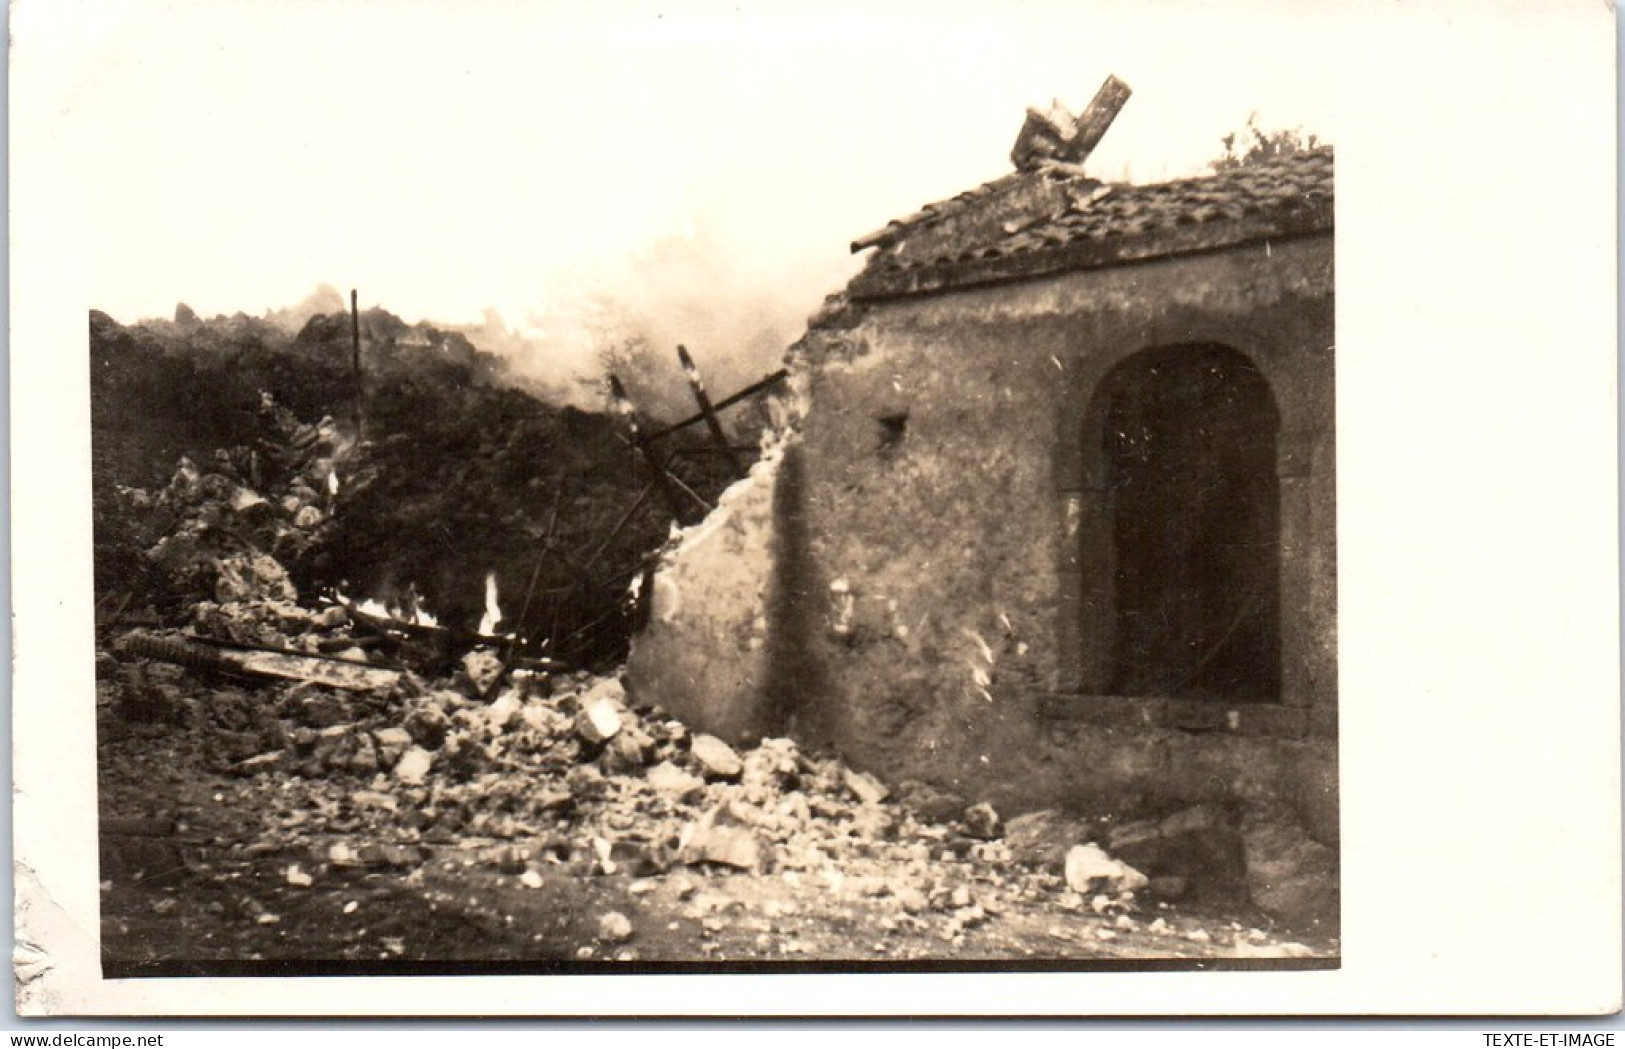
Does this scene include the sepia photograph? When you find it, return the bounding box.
[10,0,1616,1019]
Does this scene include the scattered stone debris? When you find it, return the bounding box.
[96,432,1337,962]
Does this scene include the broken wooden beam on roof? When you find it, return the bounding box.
[1010,74,1132,173]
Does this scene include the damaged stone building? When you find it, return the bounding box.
[630,88,1336,902]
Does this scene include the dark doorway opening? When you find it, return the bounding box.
[1101,345,1280,702]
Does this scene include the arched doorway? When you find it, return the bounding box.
[1096,344,1281,702]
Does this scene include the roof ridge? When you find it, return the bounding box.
[853,146,1334,255]
[847,145,1333,300]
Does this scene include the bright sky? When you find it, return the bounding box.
[33,0,1341,380]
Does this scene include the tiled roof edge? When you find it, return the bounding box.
[847,207,1332,302]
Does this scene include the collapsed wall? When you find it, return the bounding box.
[624,370,812,743]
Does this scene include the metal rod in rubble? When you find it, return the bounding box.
[350,288,364,439]
[510,481,567,660]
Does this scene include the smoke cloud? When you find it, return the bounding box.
[450,219,859,418]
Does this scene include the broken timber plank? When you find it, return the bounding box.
[1010,75,1132,171]
[1069,75,1133,162]
[116,631,401,692]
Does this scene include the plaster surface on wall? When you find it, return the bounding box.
[627,239,1336,845]
[624,427,792,742]
[791,238,1336,837]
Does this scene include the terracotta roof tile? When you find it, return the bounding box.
[848,148,1333,300]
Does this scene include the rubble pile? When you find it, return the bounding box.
[95,368,1332,960]
[104,392,352,643]
[100,582,1327,963]
[92,306,752,673]
[100,665,1164,952]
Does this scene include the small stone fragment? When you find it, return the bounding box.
[892,888,929,915]
[680,809,763,872]
[591,836,618,876]
[690,734,743,780]
[1065,843,1149,895]
[597,911,635,944]
[520,701,569,737]
[347,740,380,776]
[740,738,801,793]
[963,802,1003,840]
[646,761,706,800]
[284,864,313,888]
[519,869,545,889]
[486,690,523,733]
[393,745,434,785]
[402,704,449,750]
[580,676,627,706]
[1004,809,1096,871]
[600,731,645,774]
[372,727,414,766]
[576,697,623,745]
[462,648,504,695]
[842,768,889,805]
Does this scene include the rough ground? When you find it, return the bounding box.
[92,304,1337,973]
[98,652,1337,972]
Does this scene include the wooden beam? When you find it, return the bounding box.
[609,374,692,521]
[1070,75,1133,161]
[645,368,789,442]
[677,344,744,474]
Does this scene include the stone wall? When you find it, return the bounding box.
[630,235,1337,844]
[624,434,787,742]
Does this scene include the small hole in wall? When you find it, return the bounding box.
[877,411,909,453]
